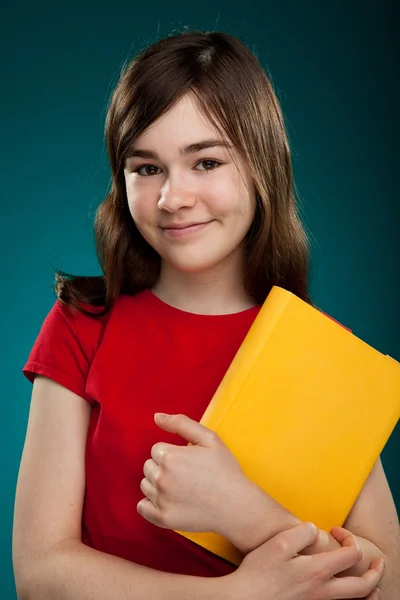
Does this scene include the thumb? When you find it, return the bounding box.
[154,413,217,446]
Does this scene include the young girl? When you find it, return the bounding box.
[13,30,398,599]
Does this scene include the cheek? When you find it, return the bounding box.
[126,186,155,224]
[234,174,257,224]
[212,177,255,222]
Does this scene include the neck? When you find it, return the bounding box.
[151,257,257,315]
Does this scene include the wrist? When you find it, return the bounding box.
[212,573,243,600]
[216,477,300,555]
[196,573,238,600]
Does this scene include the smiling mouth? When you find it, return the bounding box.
[162,221,212,230]
[161,221,214,237]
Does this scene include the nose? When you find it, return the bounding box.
[158,176,197,213]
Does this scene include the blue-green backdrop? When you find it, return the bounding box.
[2,1,398,597]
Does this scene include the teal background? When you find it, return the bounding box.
[1,1,398,597]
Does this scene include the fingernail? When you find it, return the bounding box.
[155,413,169,422]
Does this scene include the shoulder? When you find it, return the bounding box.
[26,297,114,371]
[39,290,150,349]
[23,295,135,400]
[55,299,109,331]
[46,299,110,356]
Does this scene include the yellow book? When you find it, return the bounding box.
[175,286,400,566]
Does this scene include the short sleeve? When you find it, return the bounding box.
[22,300,108,404]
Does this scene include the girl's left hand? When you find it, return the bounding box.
[137,413,252,535]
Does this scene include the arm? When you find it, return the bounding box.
[22,539,227,600]
[223,460,398,596]
[12,377,228,600]
[133,414,386,599]
[338,458,400,597]
[218,477,340,556]
[138,414,361,559]
[245,458,400,598]
[142,414,391,574]
[16,383,380,600]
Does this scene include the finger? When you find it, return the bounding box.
[272,522,319,557]
[312,543,362,578]
[330,526,359,549]
[151,442,178,465]
[154,413,217,446]
[137,497,164,527]
[326,558,385,599]
[140,477,158,506]
[369,556,385,575]
[143,458,161,485]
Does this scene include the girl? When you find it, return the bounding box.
[13,30,398,599]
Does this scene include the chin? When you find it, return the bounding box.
[161,242,244,274]
[162,252,225,274]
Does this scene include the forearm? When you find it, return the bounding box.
[223,483,397,596]
[222,482,341,558]
[22,539,231,600]
[222,480,301,555]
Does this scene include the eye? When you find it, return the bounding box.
[196,159,222,172]
[132,159,222,177]
[134,164,162,177]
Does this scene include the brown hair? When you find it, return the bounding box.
[56,29,314,315]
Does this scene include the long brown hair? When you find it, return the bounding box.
[56,30,314,315]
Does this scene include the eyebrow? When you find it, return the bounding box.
[126,139,233,160]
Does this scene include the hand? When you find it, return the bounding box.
[228,521,384,600]
[137,413,251,534]
[329,526,385,579]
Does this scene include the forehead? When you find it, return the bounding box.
[136,94,223,146]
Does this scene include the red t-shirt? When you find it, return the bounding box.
[23,289,262,577]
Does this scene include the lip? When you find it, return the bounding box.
[161,221,213,238]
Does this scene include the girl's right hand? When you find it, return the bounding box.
[228,521,384,600]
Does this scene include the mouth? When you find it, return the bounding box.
[161,221,214,238]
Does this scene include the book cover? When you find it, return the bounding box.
[175,287,400,565]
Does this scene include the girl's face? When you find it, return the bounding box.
[123,94,256,275]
